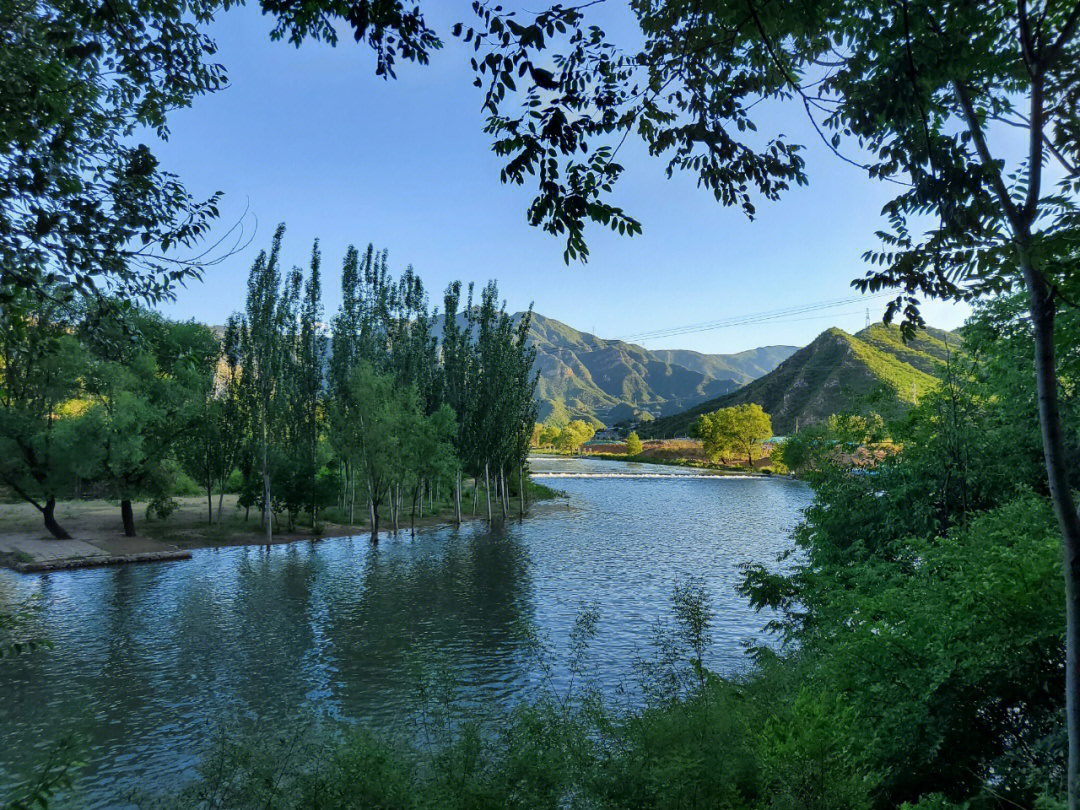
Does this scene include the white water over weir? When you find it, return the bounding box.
[531,471,758,479]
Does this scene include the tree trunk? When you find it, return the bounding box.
[370,499,380,544]
[485,463,492,522]
[121,499,135,537]
[262,420,272,547]
[349,467,356,524]
[1025,265,1080,809]
[217,490,226,524]
[207,488,214,525]
[499,466,507,518]
[42,498,72,540]
[310,422,318,532]
[519,465,525,520]
[455,471,462,526]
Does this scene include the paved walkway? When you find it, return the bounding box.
[0,536,109,563]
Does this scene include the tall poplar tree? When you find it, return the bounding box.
[242,224,288,544]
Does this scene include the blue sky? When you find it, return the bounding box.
[153,4,971,354]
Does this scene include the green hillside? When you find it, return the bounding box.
[641,325,955,437]
[526,313,797,426]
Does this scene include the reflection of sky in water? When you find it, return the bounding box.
[0,459,811,807]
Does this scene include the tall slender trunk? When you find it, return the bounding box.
[418,480,424,520]
[262,418,272,547]
[121,499,135,537]
[485,463,492,522]
[310,418,318,532]
[207,487,214,525]
[217,490,225,524]
[42,498,71,540]
[1024,262,1080,808]
[519,465,525,520]
[370,498,380,544]
[455,471,462,526]
[502,466,509,514]
[472,478,478,515]
[499,465,507,519]
[349,466,356,524]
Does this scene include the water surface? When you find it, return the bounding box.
[0,456,810,806]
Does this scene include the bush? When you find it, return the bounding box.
[171,471,203,497]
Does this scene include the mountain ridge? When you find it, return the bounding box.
[523,312,798,426]
[640,323,960,437]
[434,311,798,426]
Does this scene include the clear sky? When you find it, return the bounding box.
[152,4,971,354]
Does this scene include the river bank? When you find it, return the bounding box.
[0,481,560,573]
[531,448,779,476]
[0,457,811,806]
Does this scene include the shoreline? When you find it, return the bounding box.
[0,485,561,574]
[530,449,780,477]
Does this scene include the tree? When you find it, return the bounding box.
[625,431,643,456]
[538,425,561,447]
[241,225,290,544]
[694,410,736,463]
[77,307,216,536]
[1,0,441,314]
[459,5,1080,798]
[728,405,773,468]
[332,362,413,542]
[0,293,85,539]
[557,420,595,454]
[177,322,245,525]
[695,405,772,466]
[403,404,459,534]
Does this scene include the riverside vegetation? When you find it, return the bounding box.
[4,290,1056,810]
[4,0,1080,808]
[0,227,540,547]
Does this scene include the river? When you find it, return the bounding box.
[0,456,811,807]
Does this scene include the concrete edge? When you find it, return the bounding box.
[13,550,192,574]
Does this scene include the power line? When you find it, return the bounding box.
[621,292,894,344]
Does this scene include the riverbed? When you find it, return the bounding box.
[0,456,811,807]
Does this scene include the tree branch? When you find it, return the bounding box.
[1023,72,1045,223]
[951,80,1025,236]
[1042,0,1080,67]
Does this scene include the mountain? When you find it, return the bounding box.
[524,313,798,426]
[640,323,961,437]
